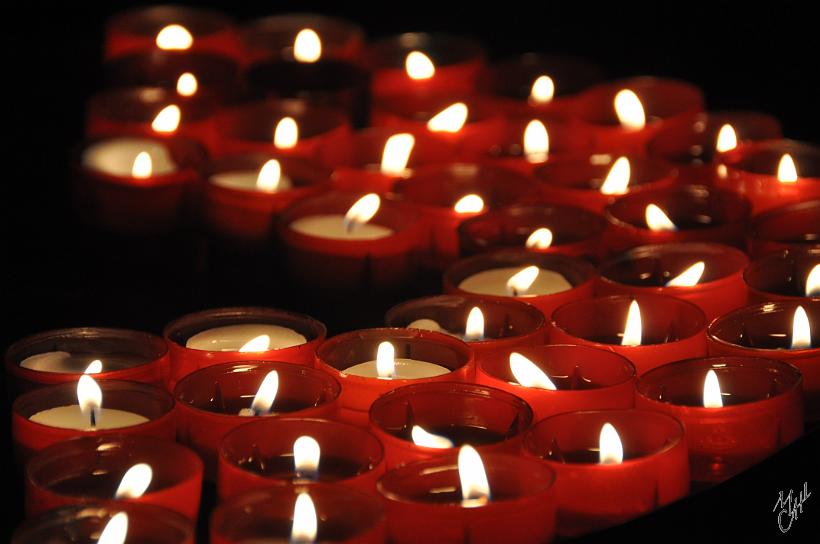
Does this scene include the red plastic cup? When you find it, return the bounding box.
[746,199,820,259]
[744,248,820,304]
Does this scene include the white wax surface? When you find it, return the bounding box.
[343,359,450,379]
[29,406,149,430]
[407,319,482,343]
[209,170,293,191]
[458,267,572,297]
[19,351,147,374]
[82,137,176,177]
[289,215,394,240]
[185,324,307,351]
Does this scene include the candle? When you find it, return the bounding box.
[289,194,394,240]
[746,199,820,259]
[342,341,450,378]
[744,248,820,304]
[185,323,307,351]
[457,265,572,295]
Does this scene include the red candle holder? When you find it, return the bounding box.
[315,328,474,426]
[533,153,677,214]
[475,345,637,421]
[368,33,485,100]
[12,380,176,464]
[646,110,782,184]
[316,127,455,193]
[457,203,606,260]
[603,184,752,255]
[596,243,750,321]
[572,77,704,153]
[211,484,385,544]
[717,139,820,214]
[25,434,203,520]
[523,409,688,537]
[13,502,194,544]
[218,417,385,500]
[443,250,597,319]
[392,163,541,267]
[744,248,820,304]
[104,5,241,62]
[369,382,533,469]
[708,301,820,421]
[163,306,326,388]
[550,294,708,375]
[173,361,341,478]
[202,153,332,244]
[377,452,557,544]
[635,356,803,483]
[746,199,820,258]
[5,327,170,398]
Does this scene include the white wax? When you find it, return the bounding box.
[19,352,148,374]
[185,324,307,351]
[343,359,450,379]
[406,319,482,343]
[209,171,293,191]
[82,137,176,177]
[29,405,149,430]
[289,215,394,240]
[458,267,572,297]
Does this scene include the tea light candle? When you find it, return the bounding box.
[82,137,177,176]
[744,248,820,304]
[185,323,307,351]
[342,341,450,378]
[746,199,820,259]
[457,266,573,296]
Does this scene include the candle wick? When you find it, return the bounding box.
[90,410,97,428]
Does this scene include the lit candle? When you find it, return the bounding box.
[290,492,318,544]
[237,370,279,416]
[293,435,321,481]
[20,354,109,374]
[426,102,468,133]
[114,463,153,499]
[185,324,306,351]
[82,137,176,177]
[342,341,450,378]
[289,193,394,240]
[209,158,293,192]
[457,265,572,297]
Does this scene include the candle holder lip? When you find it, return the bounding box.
[367,31,485,69]
[743,247,820,301]
[721,138,820,178]
[533,153,677,192]
[203,152,333,191]
[477,52,604,100]
[747,198,820,243]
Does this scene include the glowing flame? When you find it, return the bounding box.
[293,436,321,479]
[525,228,553,249]
[529,75,555,104]
[373,341,396,379]
[454,194,484,214]
[599,156,631,195]
[247,370,279,416]
[791,306,812,349]
[151,105,180,133]
[464,307,485,341]
[666,261,705,287]
[599,423,624,464]
[114,463,153,499]
[293,29,322,63]
[405,51,435,80]
[77,374,102,427]
[807,265,820,297]
[645,204,677,231]
[506,265,540,296]
[411,425,454,449]
[290,493,318,544]
[256,160,282,192]
[523,120,549,163]
[131,152,152,178]
[703,369,723,408]
[84,360,103,374]
[176,73,198,97]
[343,193,381,232]
[427,103,468,133]
[239,335,272,353]
[98,512,128,544]
[509,352,556,390]
[156,25,193,50]
[380,133,415,176]
[715,124,738,153]
[458,445,490,506]
[621,300,642,347]
[274,117,299,149]
[777,153,798,183]
[614,89,646,131]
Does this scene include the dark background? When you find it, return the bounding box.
[4,1,820,541]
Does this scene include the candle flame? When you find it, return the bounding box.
[427,102,468,133]
[156,25,193,50]
[376,341,397,379]
[509,352,556,390]
[114,463,153,499]
[666,261,705,287]
[599,423,624,464]
[176,72,198,97]
[715,124,738,153]
[458,445,490,506]
[343,193,381,232]
[777,153,798,183]
[807,265,820,297]
[239,335,272,353]
[529,75,555,104]
[256,159,282,192]
[293,28,322,63]
[248,370,279,416]
[151,105,180,133]
[77,374,102,427]
[84,360,103,374]
[791,306,812,349]
[131,152,152,178]
[621,300,642,346]
[290,493,318,544]
[380,133,415,176]
[614,89,646,131]
[645,204,678,231]
[274,117,299,149]
[293,435,321,478]
[523,119,549,163]
[411,425,454,449]
[464,307,485,341]
[97,512,129,544]
[525,227,553,249]
[506,265,540,296]
[702,369,723,408]
[405,51,435,79]
[599,156,631,195]
[453,194,485,214]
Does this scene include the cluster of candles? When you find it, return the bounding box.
[9,5,820,544]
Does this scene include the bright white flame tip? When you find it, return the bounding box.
[343,193,381,232]
[599,156,631,195]
[464,307,485,341]
[599,423,624,464]
[249,370,279,415]
[506,265,540,296]
[715,124,738,153]
[666,261,705,287]
[156,25,193,50]
[84,360,103,374]
[523,119,549,163]
[791,306,812,350]
[239,334,272,353]
[151,105,181,133]
[703,369,723,408]
[525,227,553,249]
[405,51,435,79]
[176,72,198,96]
[614,89,646,131]
[427,102,468,133]
[807,265,820,297]
[293,436,321,477]
[380,133,415,176]
[777,153,798,183]
[411,425,454,449]
[98,512,129,544]
[453,194,484,214]
[131,152,152,178]
[256,160,282,192]
[114,463,153,499]
[376,341,397,379]
[509,352,556,390]
[645,204,678,232]
[293,28,322,63]
[290,493,318,543]
[274,117,299,149]
[621,300,642,346]
[77,374,102,426]
[458,445,490,505]
[530,75,555,104]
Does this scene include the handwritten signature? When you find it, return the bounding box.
[772,481,811,533]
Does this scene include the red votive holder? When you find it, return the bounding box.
[646,110,782,184]
[369,382,532,469]
[457,203,606,260]
[603,184,752,255]
[12,380,175,464]
[572,77,704,153]
[475,345,637,421]
[393,163,541,267]
[163,306,326,388]
[744,248,820,304]
[523,409,688,537]
[596,243,750,321]
[5,327,170,397]
[316,127,455,193]
[708,301,820,421]
[551,294,708,375]
[377,452,557,544]
[13,502,194,544]
[202,153,331,244]
[746,199,820,258]
[26,434,203,520]
[218,417,385,500]
[211,484,385,544]
[635,356,803,484]
[533,153,677,214]
[174,361,341,478]
[315,328,473,426]
[443,249,597,320]
[717,139,820,214]
[104,5,241,62]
